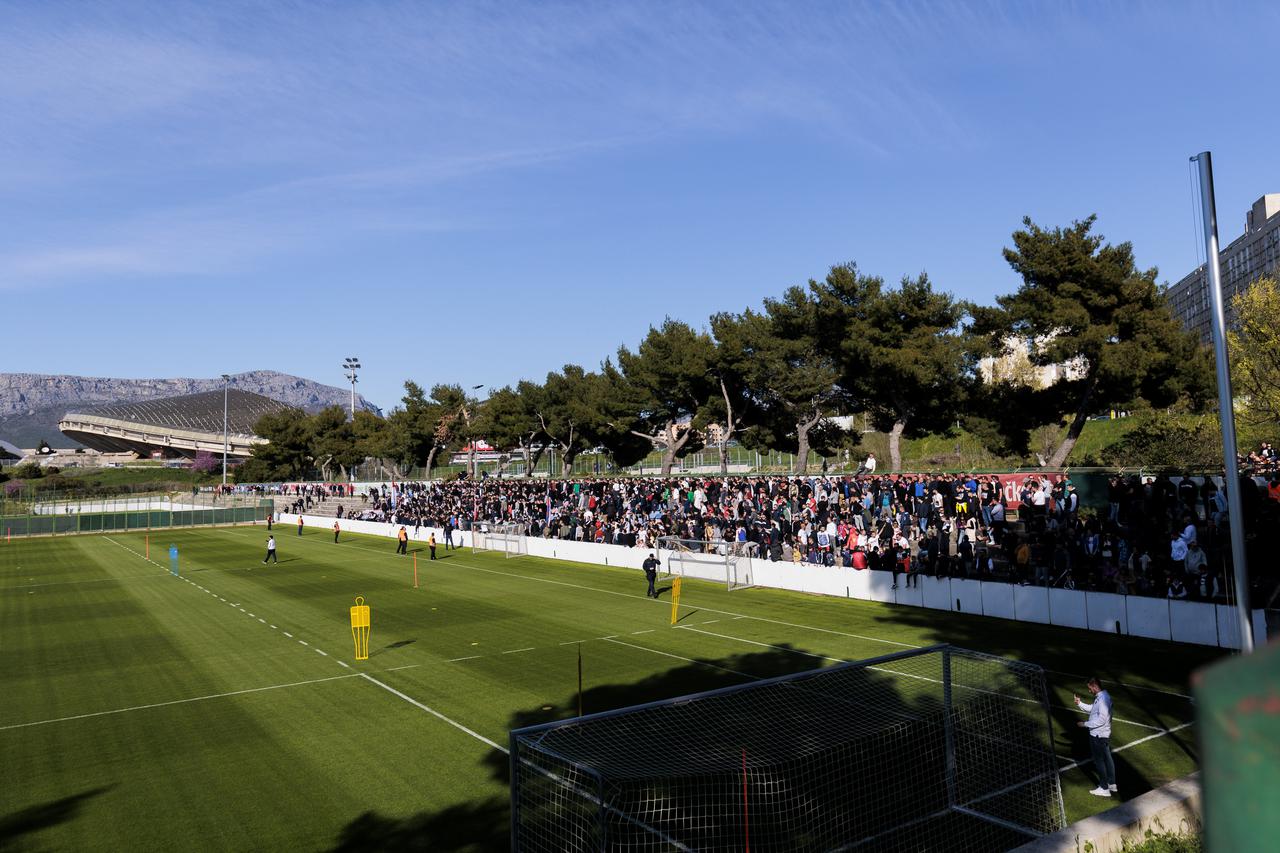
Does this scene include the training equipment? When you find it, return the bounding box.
[350,596,370,660]
[472,522,527,559]
[510,644,1065,852]
[168,544,179,577]
[656,536,758,591]
[669,576,682,625]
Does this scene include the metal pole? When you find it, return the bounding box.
[222,374,230,486]
[1192,151,1253,653]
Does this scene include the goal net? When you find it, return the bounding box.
[472,522,527,558]
[656,536,758,591]
[510,644,1065,852]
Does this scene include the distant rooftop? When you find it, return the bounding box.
[66,389,293,438]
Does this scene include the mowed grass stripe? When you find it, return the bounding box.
[2,526,1220,848]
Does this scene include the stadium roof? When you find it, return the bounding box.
[0,438,22,460]
[59,389,294,459]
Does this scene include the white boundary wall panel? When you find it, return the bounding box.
[282,514,1264,648]
[981,582,1016,622]
[1169,600,1218,646]
[1014,586,1052,625]
[847,567,873,600]
[894,577,925,608]
[867,570,897,603]
[921,576,952,610]
[1126,596,1173,642]
[1086,592,1127,636]
[1049,589,1088,630]
[1216,604,1244,650]
[952,579,984,616]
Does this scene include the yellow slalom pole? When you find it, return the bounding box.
[669,577,682,625]
[350,596,371,660]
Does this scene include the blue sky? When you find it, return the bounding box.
[3,0,1277,411]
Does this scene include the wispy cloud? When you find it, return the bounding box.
[0,0,1089,286]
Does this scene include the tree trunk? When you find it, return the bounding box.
[561,447,575,478]
[718,441,728,475]
[519,443,532,477]
[794,411,823,474]
[528,445,545,475]
[888,418,907,473]
[659,423,692,476]
[425,445,440,481]
[1047,375,1098,468]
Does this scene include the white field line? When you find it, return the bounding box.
[282,531,1194,701]
[1057,721,1197,775]
[104,530,511,756]
[356,672,507,753]
[0,673,362,731]
[602,637,758,680]
[678,625,1170,733]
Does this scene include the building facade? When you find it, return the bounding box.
[1167,194,1280,340]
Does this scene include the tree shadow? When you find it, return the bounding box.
[488,645,1057,850]
[330,796,508,853]
[870,602,1207,800]
[0,786,114,846]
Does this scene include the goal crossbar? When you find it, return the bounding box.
[656,535,759,590]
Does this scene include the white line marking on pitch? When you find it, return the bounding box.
[383,664,421,672]
[630,630,654,635]
[1058,721,1196,775]
[0,673,362,731]
[270,625,277,629]
[502,648,535,655]
[257,618,266,624]
[356,673,507,753]
[337,661,350,669]
[603,637,757,680]
[283,632,293,638]
[449,655,483,662]
[315,649,328,656]
[298,640,309,646]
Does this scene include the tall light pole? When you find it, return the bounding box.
[1191,151,1253,653]
[468,384,485,478]
[343,357,361,420]
[221,374,231,487]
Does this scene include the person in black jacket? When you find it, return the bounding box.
[643,553,660,598]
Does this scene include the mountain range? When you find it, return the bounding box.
[0,370,380,448]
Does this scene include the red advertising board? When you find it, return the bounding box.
[993,472,1065,509]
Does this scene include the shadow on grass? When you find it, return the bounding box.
[0,786,113,846]
[330,796,508,853]
[383,639,416,650]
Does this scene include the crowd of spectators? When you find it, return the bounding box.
[333,468,1278,603]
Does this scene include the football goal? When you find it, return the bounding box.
[471,522,527,558]
[656,536,758,591]
[510,644,1065,852]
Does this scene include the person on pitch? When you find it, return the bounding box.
[1075,677,1117,797]
[396,525,408,555]
[333,520,340,543]
[643,553,660,598]
[428,532,437,560]
[297,515,304,536]
[263,535,278,564]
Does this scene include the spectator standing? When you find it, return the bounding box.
[1075,677,1116,797]
[642,553,660,598]
[262,536,277,564]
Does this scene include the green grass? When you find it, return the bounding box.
[1,526,1217,851]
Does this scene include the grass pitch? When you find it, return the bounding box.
[2,526,1218,851]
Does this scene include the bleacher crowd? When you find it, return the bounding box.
[330,466,1279,604]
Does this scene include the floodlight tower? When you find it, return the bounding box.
[343,357,361,419]
[221,374,232,486]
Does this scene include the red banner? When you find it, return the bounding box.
[994,472,1065,509]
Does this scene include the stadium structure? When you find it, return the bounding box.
[58,389,293,460]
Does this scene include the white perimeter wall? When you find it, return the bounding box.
[287,513,1266,650]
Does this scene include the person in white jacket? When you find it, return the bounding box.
[1075,677,1116,796]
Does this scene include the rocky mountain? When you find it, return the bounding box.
[0,371,380,448]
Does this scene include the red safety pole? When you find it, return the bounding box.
[413,552,419,589]
[742,748,750,853]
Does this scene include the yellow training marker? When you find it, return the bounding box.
[669,577,682,625]
[350,596,371,660]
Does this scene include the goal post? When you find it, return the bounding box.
[471,522,526,559]
[656,536,758,591]
[510,644,1065,852]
